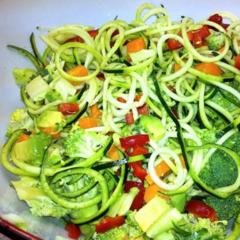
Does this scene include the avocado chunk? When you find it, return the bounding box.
[146,208,182,238]
[11,132,51,166]
[36,111,64,129]
[170,193,187,212]
[139,115,165,140]
[134,196,170,232]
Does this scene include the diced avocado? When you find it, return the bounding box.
[11,133,51,166]
[146,208,182,238]
[25,75,50,101]
[134,196,170,232]
[154,231,175,240]
[170,193,187,212]
[53,78,76,100]
[36,111,64,128]
[139,115,165,140]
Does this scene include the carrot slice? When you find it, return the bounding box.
[127,37,146,54]
[79,117,100,129]
[90,104,102,118]
[16,134,30,143]
[145,161,171,185]
[174,63,181,72]
[144,184,169,203]
[194,62,222,76]
[107,145,121,161]
[67,65,88,85]
[40,127,60,139]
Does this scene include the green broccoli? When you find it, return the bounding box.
[64,127,109,159]
[204,194,240,220]
[207,32,225,51]
[172,214,226,240]
[45,89,62,102]
[12,68,37,85]
[12,177,69,218]
[199,132,240,188]
[94,212,144,240]
[6,108,34,137]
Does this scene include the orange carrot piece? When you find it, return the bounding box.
[107,145,121,161]
[174,63,181,72]
[90,104,102,118]
[67,65,88,77]
[127,37,146,54]
[145,161,171,185]
[79,117,100,129]
[40,127,60,139]
[16,134,30,143]
[194,62,222,76]
[144,184,161,203]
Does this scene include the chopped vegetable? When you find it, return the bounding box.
[95,216,125,233]
[194,62,222,75]
[58,103,79,115]
[127,37,145,54]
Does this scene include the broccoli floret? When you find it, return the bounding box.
[6,108,34,136]
[204,194,240,220]
[207,32,225,51]
[173,214,226,240]
[64,127,109,159]
[94,212,144,240]
[199,132,240,188]
[45,89,62,102]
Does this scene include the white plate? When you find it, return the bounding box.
[0,0,240,239]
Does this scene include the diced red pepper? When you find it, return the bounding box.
[65,223,81,239]
[97,72,105,80]
[186,199,218,222]
[198,25,211,39]
[192,32,203,48]
[127,145,149,157]
[208,14,223,24]
[58,103,79,115]
[117,97,126,103]
[65,29,98,43]
[128,161,148,181]
[220,23,229,30]
[120,134,149,149]
[167,39,182,50]
[125,112,134,125]
[95,216,125,233]
[124,181,145,210]
[137,104,149,115]
[235,55,240,70]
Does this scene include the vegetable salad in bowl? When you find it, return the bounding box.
[1,2,240,239]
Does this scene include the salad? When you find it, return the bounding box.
[1,2,240,240]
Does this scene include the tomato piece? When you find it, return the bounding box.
[97,72,105,80]
[58,103,79,115]
[95,216,125,233]
[208,14,223,24]
[235,55,240,70]
[137,104,149,115]
[65,223,81,239]
[167,39,182,50]
[120,134,149,149]
[128,161,148,181]
[186,199,218,221]
[125,112,134,125]
[117,97,126,103]
[124,181,145,210]
[88,29,98,38]
[221,23,229,30]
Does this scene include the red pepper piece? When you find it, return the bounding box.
[95,216,125,233]
[137,104,149,115]
[120,134,149,149]
[128,161,148,181]
[186,199,218,222]
[58,103,79,115]
[65,223,81,239]
[167,39,182,50]
[192,33,203,48]
[125,112,134,125]
[198,25,211,39]
[124,181,145,210]
[235,55,240,70]
[127,145,149,157]
[208,14,223,24]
